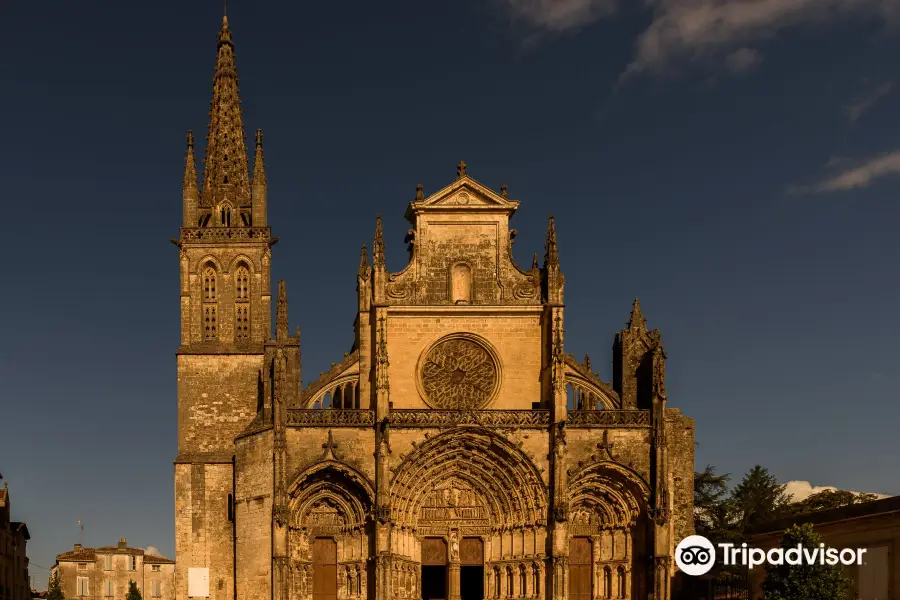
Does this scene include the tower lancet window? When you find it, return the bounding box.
[235,265,250,340]
[203,266,218,340]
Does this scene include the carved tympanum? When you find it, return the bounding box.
[419,334,500,409]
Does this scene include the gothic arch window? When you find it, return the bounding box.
[202,266,218,340]
[494,567,502,598]
[450,263,472,304]
[518,564,527,598]
[603,567,612,600]
[219,203,233,227]
[234,265,250,341]
[616,566,625,598]
[531,564,540,598]
[506,566,514,598]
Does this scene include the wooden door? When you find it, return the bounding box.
[313,538,337,600]
[568,537,592,600]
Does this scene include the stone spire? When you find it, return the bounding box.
[276,280,288,341]
[627,298,647,330]
[544,216,559,268]
[358,244,370,280]
[202,15,251,209]
[251,128,267,226]
[182,131,199,227]
[373,215,385,269]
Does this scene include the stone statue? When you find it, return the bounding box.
[449,530,460,562]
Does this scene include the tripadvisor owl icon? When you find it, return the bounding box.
[675,535,716,576]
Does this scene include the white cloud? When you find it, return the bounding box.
[792,149,900,193]
[144,546,170,559]
[624,0,899,78]
[784,480,889,502]
[503,0,617,31]
[725,47,763,72]
[503,0,900,77]
[847,81,893,123]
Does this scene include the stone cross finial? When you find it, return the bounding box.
[322,430,340,459]
[456,161,467,178]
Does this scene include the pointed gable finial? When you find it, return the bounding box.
[276,280,289,341]
[184,131,198,190]
[531,253,539,270]
[253,128,266,186]
[373,215,385,269]
[456,161,467,179]
[628,298,647,330]
[358,244,370,279]
[500,184,508,198]
[203,14,250,208]
[544,215,559,268]
[415,184,424,201]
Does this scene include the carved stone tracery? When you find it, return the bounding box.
[417,334,501,410]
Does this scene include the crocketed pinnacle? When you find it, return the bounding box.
[583,353,592,371]
[544,216,559,268]
[253,129,266,186]
[184,131,198,191]
[276,280,288,340]
[202,15,250,207]
[358,244,370,279]
[628,298,647,330]
[373,215,385,269]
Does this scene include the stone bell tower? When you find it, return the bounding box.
[173,16,276,600]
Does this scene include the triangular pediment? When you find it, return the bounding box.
[406,176,520,221]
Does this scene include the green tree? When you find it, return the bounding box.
[125,581,142,600]
[694,465,737,542]
[731,465,790,531]
[762,523,850,600]
[47,573,64,600]
[790,489,879,515]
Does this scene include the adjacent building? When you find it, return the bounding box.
[748,496,900,600]
[53,539,174,600]
[0,482,31,600]
[172,15,696,600]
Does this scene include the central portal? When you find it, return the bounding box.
[422,538,448,600]
[460,538,484,600]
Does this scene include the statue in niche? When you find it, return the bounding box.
[291,528,309,562]
[449,530,460,562]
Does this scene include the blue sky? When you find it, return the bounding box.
[3,0,900,588]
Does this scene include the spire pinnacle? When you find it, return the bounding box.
[544,215,559,268]
[202,15,250,208]
[253,128,266,186]
[531,253,539,270]
[276,281,288,341]
[583,353,592,371]
[373,215,385,269]
[358,244,370,279]
[628,298,646,330]
[184,131,198,190]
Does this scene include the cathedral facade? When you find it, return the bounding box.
[173,17,695,600]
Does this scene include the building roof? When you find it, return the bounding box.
[11,521,30,540]
[57,545,173,562]
[750,495,900,535]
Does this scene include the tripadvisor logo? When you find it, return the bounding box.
[675,535,868,576]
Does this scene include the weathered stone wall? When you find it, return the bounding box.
[55,552,175,600]
[177,354,263,455]
[284,428,376,484]
[666,409,695,546]
[235,429,275,600]
[144,562,176,600]
[385,309,543,409]
[174,463,235,600]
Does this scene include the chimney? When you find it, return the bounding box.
[118,537,127,549]
[74,544,82,552]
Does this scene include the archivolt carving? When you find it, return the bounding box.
[389,428,546,530]
[287,461,374,538]
[567,462,649,532]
